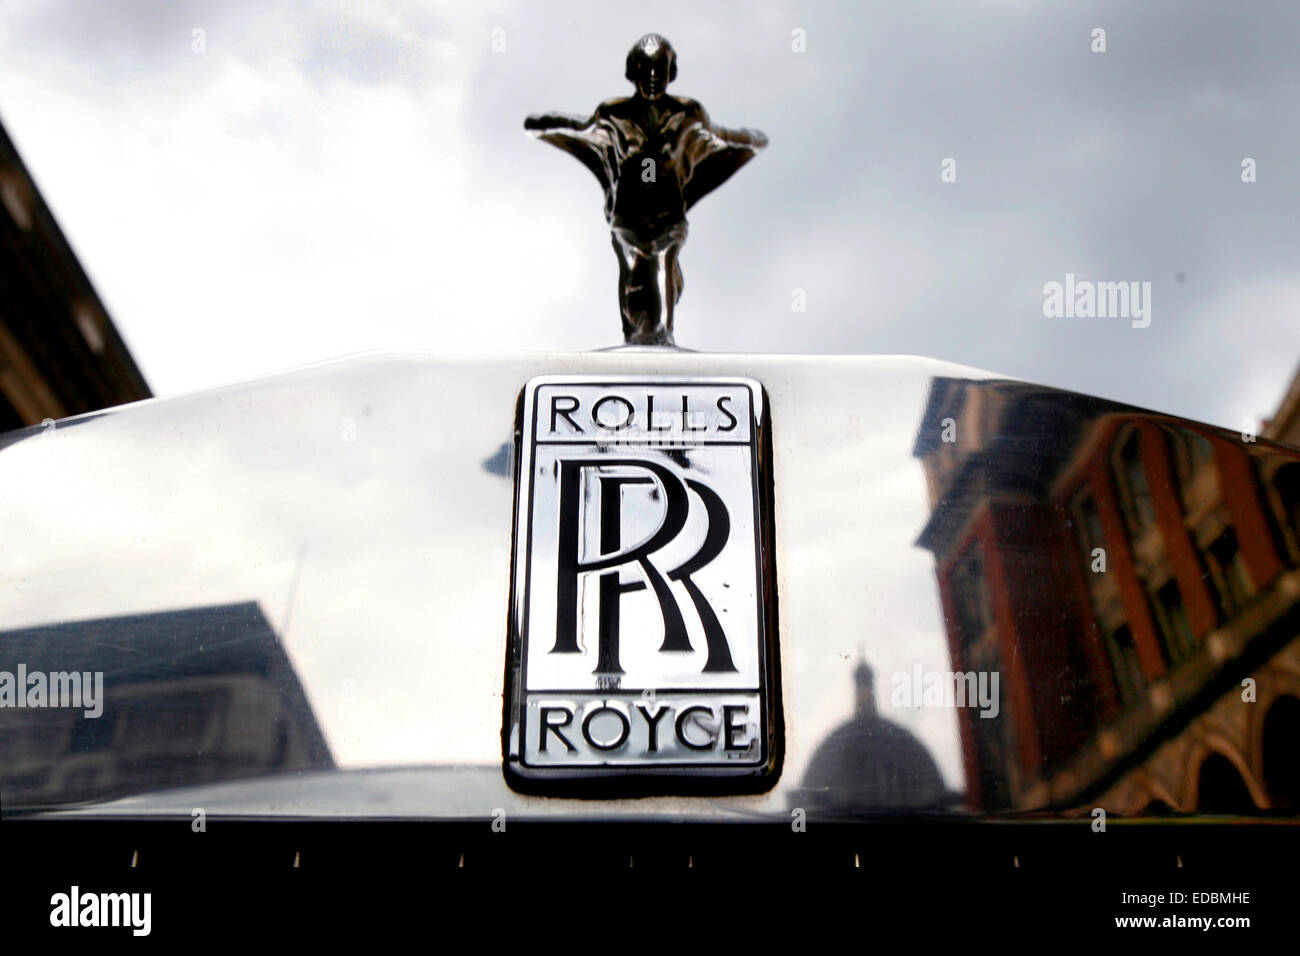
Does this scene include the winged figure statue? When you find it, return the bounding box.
[525,34,768,345]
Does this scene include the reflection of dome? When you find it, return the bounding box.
[796,660,948,812]
[800,714,947,811]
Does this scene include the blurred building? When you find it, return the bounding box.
[0,118,150,432]
[0,601,333,808]
[1265,363,1300,446]
[914,378,1300,815]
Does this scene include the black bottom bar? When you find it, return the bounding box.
[4,818,1292,940]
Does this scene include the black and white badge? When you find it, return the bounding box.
[504,375,780,792]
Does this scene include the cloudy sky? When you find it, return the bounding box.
[0,0,1298,429]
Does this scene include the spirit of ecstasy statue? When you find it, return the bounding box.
[525,34,767,346]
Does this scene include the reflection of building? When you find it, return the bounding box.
[1,119,150,431]
[1265,363,1300,446]
[792,661,949,813]
[914,378,1300,815]
[0,602,332,808]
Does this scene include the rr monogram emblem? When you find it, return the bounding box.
[553,458,735,675]
[504,376,780,791]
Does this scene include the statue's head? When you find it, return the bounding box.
[625,34,676,100]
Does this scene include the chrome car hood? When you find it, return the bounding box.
[3,349,1298,822]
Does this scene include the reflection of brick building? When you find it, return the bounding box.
[1265,363,1300,447]
[914,378,1300,815]
[1,119,150,431]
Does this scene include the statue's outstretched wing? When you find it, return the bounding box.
[523,112,618,202]
[680,118,768,211]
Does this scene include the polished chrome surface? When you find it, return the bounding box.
[2,350,1299,821]
[505,376,778,786]
[524,34,767,346]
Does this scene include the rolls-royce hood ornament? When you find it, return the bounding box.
[525,33,767,346]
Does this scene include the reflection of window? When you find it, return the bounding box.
[1103,622,1146,709]
[1171,429,1214,511]
[1073,488,1147,710]
[1071,489,1107,567]
[1149,579,1196,665]
[1274,464,1300,560]
[1116,430,1157,537]
[951,547,992,648]
[1204,528,1253,617]
[972,698,1013,810]
[1280,465,1300,530]
[949,546,1013,807]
